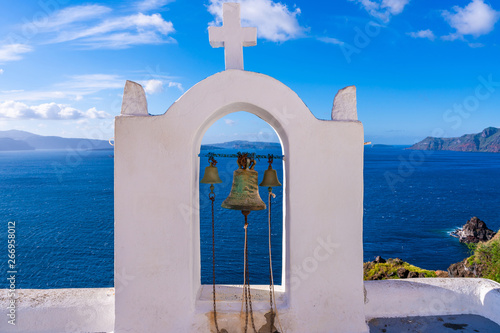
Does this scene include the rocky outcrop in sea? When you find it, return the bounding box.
[451,216,496,244]
[448,217,498,278]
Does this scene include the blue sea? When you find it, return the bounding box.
[1,146,499,289]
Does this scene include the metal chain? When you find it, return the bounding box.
[201,152,285,161]
[210,186,220,333]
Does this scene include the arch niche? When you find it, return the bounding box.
[114,69,368,332]
[198,110,285,286]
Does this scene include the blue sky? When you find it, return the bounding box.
[0,0,499,144]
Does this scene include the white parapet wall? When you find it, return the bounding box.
[0,288,114,333]
[364,278,500,325]
[1,280,499,332]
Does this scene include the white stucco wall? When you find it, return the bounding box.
[0,288,114,333]
[114,69,368,332]
[364,278,500,325]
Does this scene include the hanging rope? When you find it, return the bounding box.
[241,227,247,313]
[241,221,248,317]
[243,213,257,333]
[210,185,221,333]
[268,190,275,333]
[268,190,284,333]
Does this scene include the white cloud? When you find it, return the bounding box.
[167,81,184,91]
[143,79,164,94]
[140,79,184,94]
[37,5,112,30]
[225,119,236,126]
[0,101,111,120]
[382,0,409,15]
[407,29,435,40]
[317,37,345,45]
[0,74,124,102]
[0,90,69,101]
[208,0,304,42]
[51,13,175,48]
[22,5,175,49]
[349,0,410,22]
[136,0,175,11]
[0,69,3,74]
[0,73,183,103]
[66,14,173,40]
[59,74,124,91]
[468,42,485,48]
[0,44,33,63]
[442,0,499,39]
[440,33,463,42]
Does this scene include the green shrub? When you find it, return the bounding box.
[363,259,437,280]
[467,242,478,253]
[467,231,500,283]
[471,236,500,283]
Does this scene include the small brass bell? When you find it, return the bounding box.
[200,156,223,184]
[200,165,222,184]
[260,156,282,188]
[221,154,266,211]
[259,167,282,187]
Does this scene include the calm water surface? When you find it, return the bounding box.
[1,146,499,288]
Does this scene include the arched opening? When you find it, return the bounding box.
[198,111,285,288]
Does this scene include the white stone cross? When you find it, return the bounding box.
[209,3,257,70]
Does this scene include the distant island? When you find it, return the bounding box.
[0,131,279,152]
[201,140,281,150]
[408,127,500,153]
[0,137,36,151]
[0,130,112,151]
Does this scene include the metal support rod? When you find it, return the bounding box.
[199,152,285,161]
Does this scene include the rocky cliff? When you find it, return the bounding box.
[408,127,500,153]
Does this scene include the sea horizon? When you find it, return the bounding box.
[1,145,499,289]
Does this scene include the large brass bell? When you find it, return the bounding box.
[200,156,222,184]
[221,154,266,211]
